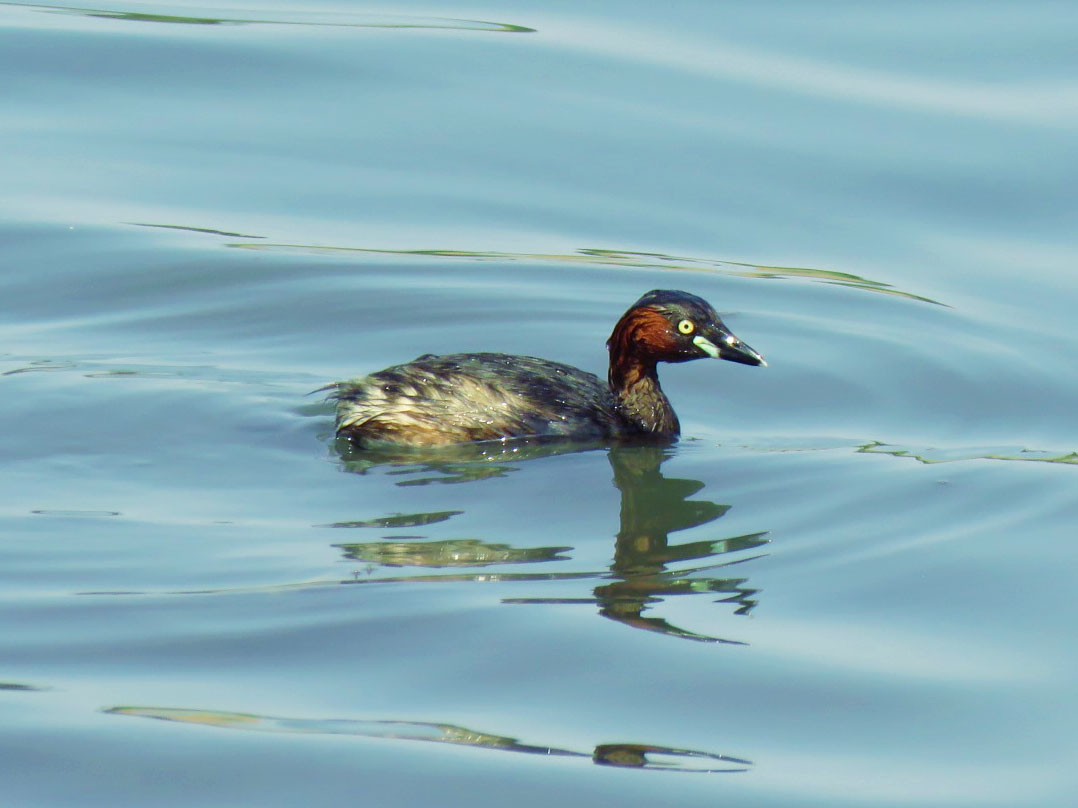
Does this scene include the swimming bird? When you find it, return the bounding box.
[328,289,764,447]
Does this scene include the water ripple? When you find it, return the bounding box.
[547,21,1078,128]
[730,437,1078,467]
[106,706,752,773]
[224,238,945,306]
[1,1,536,32]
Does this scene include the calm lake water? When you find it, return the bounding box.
[3,1,1076,805]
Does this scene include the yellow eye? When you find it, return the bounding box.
[677,319,695,334]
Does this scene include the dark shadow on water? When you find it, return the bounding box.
[332,440,767,643]
[105,706,751,773]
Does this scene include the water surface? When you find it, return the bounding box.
[2,2,1076,806]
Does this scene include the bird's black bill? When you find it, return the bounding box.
[721,339,766,366]
[693,329,767,366]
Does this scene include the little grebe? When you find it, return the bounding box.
[328,289,765,446]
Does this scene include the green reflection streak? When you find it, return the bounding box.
[334,538,572,568]
[127,221,941,303]
[230,242,946,306]
[857,441,1078,465]
[105,706,751,772]
[318,510,464,529]
[0,681,48,691]
[4,2,536,31]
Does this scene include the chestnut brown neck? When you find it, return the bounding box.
[607,309,680,436]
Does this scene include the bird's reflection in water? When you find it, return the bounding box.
[333,434,604,485]
[505,446,766,643]
[608,445,766,638]
[331,439,767,643]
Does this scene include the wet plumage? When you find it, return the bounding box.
[327,289,765,447]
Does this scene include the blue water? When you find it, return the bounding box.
[2,2,1076,805]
